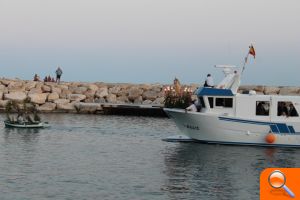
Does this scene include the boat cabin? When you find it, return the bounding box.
[196,87,300,122]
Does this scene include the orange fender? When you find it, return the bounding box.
[265,133,276,144]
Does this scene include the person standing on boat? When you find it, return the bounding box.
[55,66,63,83]
[204,74,214,87]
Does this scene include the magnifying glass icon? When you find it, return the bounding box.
[268,170,295,198]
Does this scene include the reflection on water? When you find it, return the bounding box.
[162,143,299,200]
[0,113,300,200]
[3,128,40,142]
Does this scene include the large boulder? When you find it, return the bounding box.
[56,102,75,112]
[133,96,143,104]
[106,94,117,103]
[7,81,24,92]
[94,98,106,103]
[48,92,60,102]
[41,85,51,93]
[0,85,8,94]
[0,79,11,86]
[95,87,108,98]
[68,94,86,102]
[54,99,70,104]
[254,85,265,93]
[74,102,102,113]
[139,84,152,91]
[44,82,56,87]
[60,89,72,99]
[117,89,129,97]
[29,93,49,104]
[142,100,152,105]
[24,81,37,91]
[238,85,257,91]
[28,88,43,95]
[151,84,163,93]
[239,85,265,93]
[35,82,43,90]
[84,90,96,99]
[76,86,88,94]
[109,86,121,95]
[264,86,280,95]
[0,100,9,108]
[128,87,143,101]
[70,86,88,94]
[0,91,3,100]
[279,87,300,96]
[51,86,62,94]
[152,97,165,105]
[142,90,159,101]
[38,102,56,112]
[0,84,6,91]
[84,98,94,103]
[4,92,27,102]
[87,84,98,91]
[116,96,129,104]
[56,84,69,90]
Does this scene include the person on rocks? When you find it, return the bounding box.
[33,74,41,81]
[55,67,63,83]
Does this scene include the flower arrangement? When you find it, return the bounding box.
[164,86,193,109]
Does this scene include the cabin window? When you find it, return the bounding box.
[216,98,233,108]
[256,101,270,116]
[208,97,214,108]
[199,97,206,108]
[277,101,299,117]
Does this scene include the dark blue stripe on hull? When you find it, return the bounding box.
[194,139,300,148]
[288,126,296,133]
[219,117,297,134]
[270,124,280,133]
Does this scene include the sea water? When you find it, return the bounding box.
[0,113,299,200]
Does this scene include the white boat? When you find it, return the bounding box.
[164,64,300,147]
[4,120,49,128]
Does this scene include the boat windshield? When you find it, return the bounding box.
[199,96,205,108]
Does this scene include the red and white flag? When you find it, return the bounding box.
[249,45,256,58]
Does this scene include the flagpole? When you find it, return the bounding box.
[242,43,254,74]
[241,52,250,74]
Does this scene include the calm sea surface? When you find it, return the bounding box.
[0,113,299,200]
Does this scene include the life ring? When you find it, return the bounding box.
[265,132,276,143]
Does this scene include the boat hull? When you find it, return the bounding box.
[164,108,300,147]
[4,121,49,128]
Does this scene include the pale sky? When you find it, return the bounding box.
[0,0,299,86]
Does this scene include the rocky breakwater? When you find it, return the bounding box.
[0,79,173,114]
[1,78,300,114]
[238,85,300,96]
